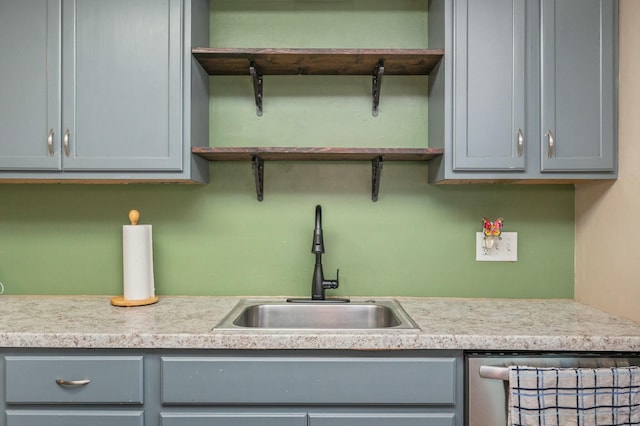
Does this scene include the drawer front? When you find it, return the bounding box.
[5,356,143,404]
[162,357,456,405]
[161,413,307,426]
[308,412,455,426]
[6,410,143,426]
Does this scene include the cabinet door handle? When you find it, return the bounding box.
[47,129,55,157]
[545,130,555,158]
[56,378,90,386]
[517,129,524,158]
[63,129,70,157]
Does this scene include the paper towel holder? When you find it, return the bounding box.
[111,210,160,307]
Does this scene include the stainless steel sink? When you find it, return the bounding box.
[215,299,419,330]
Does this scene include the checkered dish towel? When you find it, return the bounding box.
[508,366,640,426]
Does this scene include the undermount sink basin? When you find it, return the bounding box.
[215,299,419,330]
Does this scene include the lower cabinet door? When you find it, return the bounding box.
[308,412,456,426]
[161,412,308,426]
[6,410,143,426]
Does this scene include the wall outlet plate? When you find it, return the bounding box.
[476,231,518,262]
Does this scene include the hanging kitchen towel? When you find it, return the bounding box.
[508,365,640,426]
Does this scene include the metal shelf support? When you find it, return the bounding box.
[252,155,265,201]
[372,60,385,117]
[249,155,386,202]
[371,156,384,202]
[250,60,263,116]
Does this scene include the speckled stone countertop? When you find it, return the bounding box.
[0,296,639,352]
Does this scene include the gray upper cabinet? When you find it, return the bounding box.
[453,0,526,172]
[540,0,616,172]
[0,0,209,182]
[0,0,61,170]
[429,0,618,183]
[61,0,182,171]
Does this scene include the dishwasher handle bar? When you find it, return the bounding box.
[479,365,509,381]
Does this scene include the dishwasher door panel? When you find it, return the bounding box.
[465,354,639,426]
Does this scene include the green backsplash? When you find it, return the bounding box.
[0,0,575,298]
[0,178,574,298]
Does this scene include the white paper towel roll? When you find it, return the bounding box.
[123,224,155,300]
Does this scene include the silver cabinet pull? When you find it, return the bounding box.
[517,129,524,157]
[47,129,55,157]
[56,378,90,386]
[545,130,555,158]
[63,129,70,157]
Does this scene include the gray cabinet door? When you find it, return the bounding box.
[453,0,526,171]
[6,410,143,426]
[0,0,61,170]
[60,0,183,171]
[540,0,616,172]
[161,413,308,426]
[308,412,456,426]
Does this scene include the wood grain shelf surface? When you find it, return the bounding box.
[192,48,445,75]
[192,147,444,162]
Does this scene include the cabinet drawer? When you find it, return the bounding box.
[6,410,143,426]
[161,413,307,426]
[162,356,456,405]
[308,412,455,426]
[5,356,143,404]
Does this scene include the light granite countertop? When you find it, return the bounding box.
[0,296,639,352]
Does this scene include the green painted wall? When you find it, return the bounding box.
[0,0,575,298]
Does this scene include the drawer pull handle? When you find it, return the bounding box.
[56,378,90,386]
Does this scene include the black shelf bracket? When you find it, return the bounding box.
[372,60,385,117]
[249,60,263,116]
[371,156,384,202]
[252,155,265,201]
[247,154,387,202]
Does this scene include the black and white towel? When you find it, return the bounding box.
[508,365,640,426]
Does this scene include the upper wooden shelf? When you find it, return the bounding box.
[192,147,443,162]
[192,48,445,75]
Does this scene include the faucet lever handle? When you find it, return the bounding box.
[323,269,340,290]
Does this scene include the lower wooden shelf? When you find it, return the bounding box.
[191,147,443,162]
[192,147,443,202]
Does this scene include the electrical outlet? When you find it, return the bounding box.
[476,232,518,262]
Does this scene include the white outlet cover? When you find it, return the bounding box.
[476,232,518,262]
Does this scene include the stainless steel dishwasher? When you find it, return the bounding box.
[465,352,640,425]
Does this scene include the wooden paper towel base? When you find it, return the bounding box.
[110,295,159,307]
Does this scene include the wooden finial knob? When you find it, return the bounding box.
[128,210,140,225]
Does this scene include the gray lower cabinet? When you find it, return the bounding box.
[160,413,308,426]
[0,0,209,182]
[429,0,618,182]
[307,412,456,426]
[1,351,463,426]
[6,411,144,426]
[160,353,463,426]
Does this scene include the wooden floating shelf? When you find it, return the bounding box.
[192,48,445,76]
[192,48,445,116]
[192,147,444,162]
[192,147,444,202]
